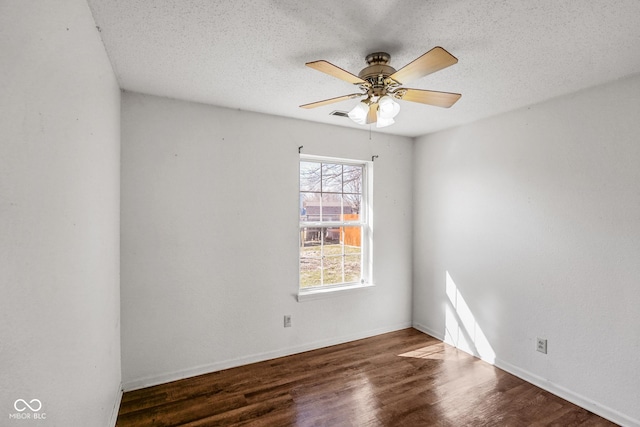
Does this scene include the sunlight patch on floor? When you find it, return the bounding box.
[398,344,474,361]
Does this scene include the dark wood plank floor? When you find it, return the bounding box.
[116,328,617,426]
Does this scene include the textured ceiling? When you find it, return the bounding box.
[87,0,640,137]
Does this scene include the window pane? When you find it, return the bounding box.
[300,229,322,288]
[300,193,320,223]
[343,195,361,218]
[300,256,322,288]
[321,194,342,222]
[342,226,362,248]
[322,163,342,193]
[343,164,362,194]
[300,227,322,247]
[344,254,362,283]
[300,161,321,192]
[323,227,339,245]
[323,254,343,285]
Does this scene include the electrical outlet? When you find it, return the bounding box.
[284,315,292,328]
[536,337,547,354]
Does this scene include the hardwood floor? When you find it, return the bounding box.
[116,329,616,426]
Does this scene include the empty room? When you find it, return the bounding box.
[1,1,639,426]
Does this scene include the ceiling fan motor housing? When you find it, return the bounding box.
[358,52,396,94]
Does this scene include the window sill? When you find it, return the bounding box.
[297,282,375,302]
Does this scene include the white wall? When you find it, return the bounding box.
[413,74,640,426]
[120,92,413,389]
[0,1,121,426]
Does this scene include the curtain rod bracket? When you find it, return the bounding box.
[372,155,379,162]
[298,145,303,153]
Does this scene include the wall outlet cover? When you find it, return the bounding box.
[536,337,547,354]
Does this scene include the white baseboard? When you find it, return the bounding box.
[108,382,123,427]
[122,322,413,392]
[494,358,639,427]
[412,322,639,427]
[412,322,444,341]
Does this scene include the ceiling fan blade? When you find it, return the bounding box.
[366,103,377,124]
[389,47,458,85]
[300,93,363,109]
[397,89,461,108]
[306,60,367,85]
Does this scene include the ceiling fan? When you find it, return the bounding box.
[300,47,461,128]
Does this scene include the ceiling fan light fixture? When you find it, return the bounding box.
[348,101,370,124]
[377,95,400,119]
[376,116,395,128]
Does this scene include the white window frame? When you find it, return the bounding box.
[298,154,374,301]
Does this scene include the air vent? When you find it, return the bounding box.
[329,110,349,118]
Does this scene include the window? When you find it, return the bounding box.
[299,156,371,293]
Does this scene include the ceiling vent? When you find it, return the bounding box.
[329,110,349,118]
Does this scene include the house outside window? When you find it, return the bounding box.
[299,156,372,291]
